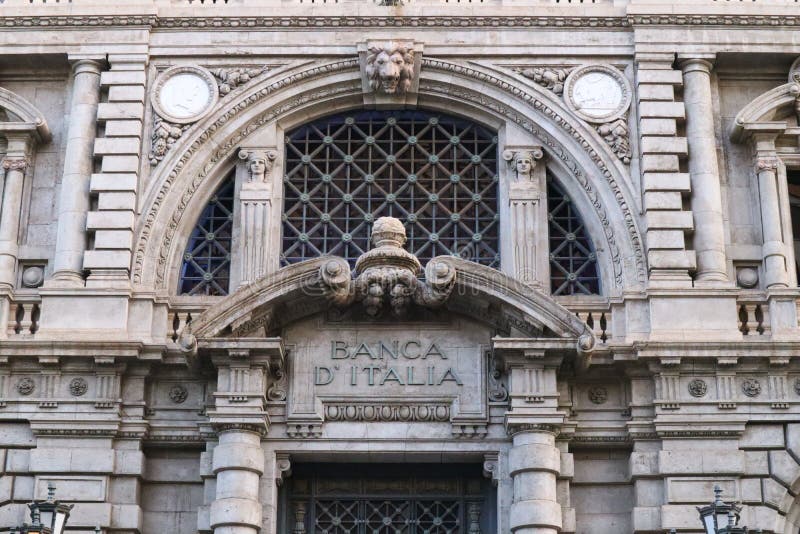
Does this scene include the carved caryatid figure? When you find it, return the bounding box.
[503,148,544,182]
[365,42,415,95]
[319,216,456,317]
[238,148,277,184]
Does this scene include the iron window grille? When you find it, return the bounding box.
[283,464,490,534]
[281,110,500,268]
[178,177,235,296]
[547,177,600,295]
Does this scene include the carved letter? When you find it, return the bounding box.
[331,341,349,359]
[315,366,334,386]
[438,368,463,386]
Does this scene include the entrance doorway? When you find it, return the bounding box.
[279,463,495,533]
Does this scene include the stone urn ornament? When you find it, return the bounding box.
[319,216,456,317]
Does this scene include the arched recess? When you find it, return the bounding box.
[0,87,52,143]
[134,58,645,295]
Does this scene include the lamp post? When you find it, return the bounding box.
[692,486,762,534]
[15,483,73,534]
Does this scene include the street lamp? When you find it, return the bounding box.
[16,483,73,534]
[694,486,761,534]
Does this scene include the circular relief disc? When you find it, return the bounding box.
[153,65,219,124]
[563,64,632,124]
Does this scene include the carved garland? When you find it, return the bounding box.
[133,58,360,285]
[136,57,645,288]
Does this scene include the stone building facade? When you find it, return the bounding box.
[1,0,800,532]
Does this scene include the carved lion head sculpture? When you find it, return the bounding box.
[365,42,415,94]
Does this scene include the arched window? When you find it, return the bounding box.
[547,177,600,295]
[281,110,500,268]
[178,178,235,296]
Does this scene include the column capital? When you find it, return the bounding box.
[678,56,716,75]
[1,156,30,172]
[756,156,781,172]
[67,54,105,72]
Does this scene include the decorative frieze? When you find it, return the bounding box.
[323,402,450,422]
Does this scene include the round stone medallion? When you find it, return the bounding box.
[563,64,632,124]
[152,66,219,124]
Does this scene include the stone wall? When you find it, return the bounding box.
[0,1,800,533]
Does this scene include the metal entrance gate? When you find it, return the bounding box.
[281,464,493,534]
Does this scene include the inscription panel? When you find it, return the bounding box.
[285,314,489,426]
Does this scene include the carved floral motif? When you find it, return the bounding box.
[741,378,761,397]
[17,377,35,396]
[597,119,632,164]
[588,386,608,404]
[168,385,188,404]
[69,377,88,397]
[365,42,415,94]
[516,67,572,95]
[319,217,456,317]
[212,66,269,96]
[2,157,30,171]
[149,117,189,166]
[688,379,707,398]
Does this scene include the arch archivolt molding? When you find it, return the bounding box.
[134,56,646,292]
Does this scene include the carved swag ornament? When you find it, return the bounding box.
[319,216,456,317]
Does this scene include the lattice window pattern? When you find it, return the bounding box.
[547,178,600,295]
[285,464,488,534]
[282,110,500,268]
[178,177,235,296]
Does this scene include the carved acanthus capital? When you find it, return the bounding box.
[502,147,543,182]
[238,148,278,184]
[319,216,456,317]
[2,156,30,172]
[756,156,780,172]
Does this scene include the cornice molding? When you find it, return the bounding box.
[2,14,800,29]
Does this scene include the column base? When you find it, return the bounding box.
[44,270,85,288]
[85,269,131,289]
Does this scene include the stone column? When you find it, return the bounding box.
[210,426,265,534]
[50,58,103,286]
[508,425,562,534]
[0,135,33,289]
[679,56,728,284]
[207,345,282,534]
[756,155,788,289]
